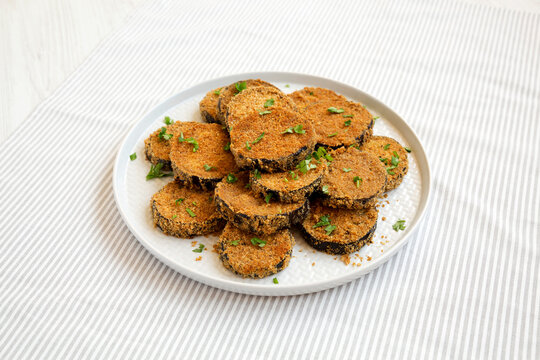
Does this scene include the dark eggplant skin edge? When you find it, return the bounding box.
[171,160,228,191]
[200,110,220,124]
[151,200,225,238]
[214,195,310,235]
[250,172,323,203]
[145,142,172,172]
[301,221,377,255]
[217,233,294,278]
[232,143,315,173]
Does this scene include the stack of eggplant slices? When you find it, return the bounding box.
[144,79,409,279]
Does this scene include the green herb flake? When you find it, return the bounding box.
[322,185,329,194]
[264,98,275,108]
[344,120,352,126]
[353,176,363,188]
[289,171,298,180]
[343,114,354,118]
[264,193,272,204]
[245,142,252,150]
[204,164,215,171]
[313,215,331,228]
[328,132,338,138]
[297,158,317,174]
[178,132,199,152]
[214,89,221,95]
[285,84,291,88]
[380,157,389,165]
[373,116,380,121]
[343,168,352,173]
[309,91,314,96]
[158,127,173,141]
[146,163,173,180]
[192,244,205,252]
[405,147,412,153]
[235,81,247,93]
[282,124,305,134]
[253,169,262,179]
[283,178,289,182]
[250,237,267,247]
[383,143,390,150]
[163,116,174,125]
[192,201,197,206]
[259,110,272,115]
[393,219,406,232]
[244,183,252,189]
[327,107,345,114]
[312,146,333,162]
[226,173,238,183]
[325,224,337,236]
[386,168,396,175]
[230,240,240,246]
[175,198,184,205]
[129,152,137,161]
[252,132,265,144]
[172,214,177,219]
[224,142,231,151]
[186,208,196,217]
[273,277,279,284]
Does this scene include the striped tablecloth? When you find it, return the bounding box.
[1,0,538,358]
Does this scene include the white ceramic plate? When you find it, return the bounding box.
[113,72,431,296]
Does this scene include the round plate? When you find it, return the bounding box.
[113,72,431,296]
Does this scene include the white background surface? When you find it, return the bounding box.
[0,0,539,144]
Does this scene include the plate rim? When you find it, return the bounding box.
[112,71,432,296]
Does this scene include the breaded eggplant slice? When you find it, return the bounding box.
[229,107,316,172]
[170,122,239,190]
[303,99,374,149]
[217,223,294,278]
[226,86,296,129]
[289,87,347,110]
[216,79,278,124]
[360,136,409,192]
[144,122,185,171]
[249,153,327,203]
[321,147,386,209]
[301,198,377,255]
[151,181,225,238]
[199,88,223,123]
[214,173,309,234]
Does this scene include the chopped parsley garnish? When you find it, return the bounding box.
[146,163,173,180]
[405,147,412,153]
[224,142,231,151]
[297,158,317,174]
[226,173,238,183]
[393,219,406,232]
[192,201,197,206]
[322,185,329,194]
[343,114,354,118]
[246,132,265,149]
[129,152,137,161]
[380,157,389,165]
[283,178,288,182]
[353,176,363,188]
[289,171,298,180]
[327,107,344,114]
[309,91,314,96]
[175,198,184,205]
[264,193,272,204]
[386,151,400,174]
[178,132,199,152]
[264,98,275,108]
[312,147,333,162]
[313,215,336,235]
[158,127,173,141]
[203,164,215,171]
[383,143,390,150]
[259,110,272,115]
[163,116,174,125]
[186,208,196,217]
[253,169,262,179]
[245,142,251,150]
[282,124,305,134]
[230,240,239,246]
[214,89,221,95]
[343,168,352,173]
[250,237,266,247]
[244,183,252,189]
[273,277,279,284]
[192,244,205,252]
[344,120,352,126]
[387,169,395,175]
[235,81,247,93]
[285,84,291,88]
[172,214,177,219]
[328,132,338,137]
[373,116,380,121]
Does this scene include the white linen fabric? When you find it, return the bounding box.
[0,0,538,358]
